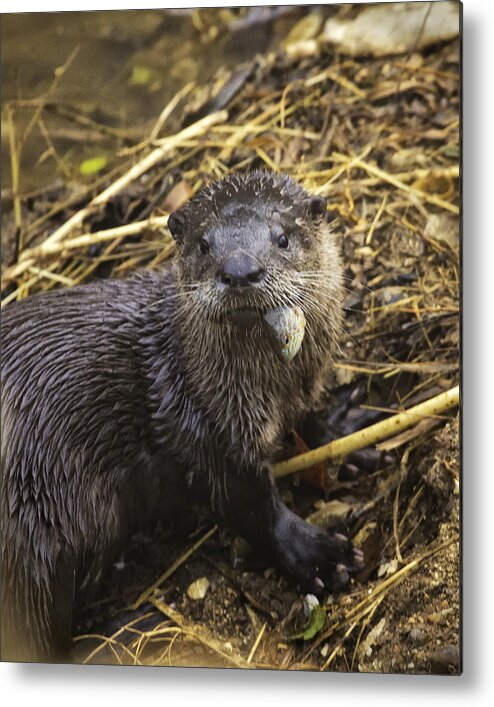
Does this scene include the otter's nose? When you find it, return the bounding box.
[218,253,265,288]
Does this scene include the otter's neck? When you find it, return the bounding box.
[169,297,331,465]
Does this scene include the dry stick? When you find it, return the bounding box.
[19,46,80,150]
[305,68,366,98]
[6,110,228,283]
[271,385,459,478]
[6,106,23,251]
[365,193,388,246]
[390,1,434,125]
[19,215,171,261]
[302,536,456,665]
[218,103,281,162]
[37,115,72,180]
[312,144,375,195]
[74,611,157,664]
[39,110,226,245]
[27,266,75,287]
[320,619,359,672]
[132,525,217,610]
[76,632,142,665]
[149,82,195,142]
[1,218,172,303]
[152,596,251,669]
[349,598,383,672]
[351,158,459,214]
[118,81,196,157]
[247,622,267,664]
[346,536,457,623]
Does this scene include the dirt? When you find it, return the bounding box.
[72,412,460,673]
[2,6,460,674]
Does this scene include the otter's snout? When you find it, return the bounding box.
[217,252,265,288]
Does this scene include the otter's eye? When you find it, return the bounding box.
[277,234,289,249]
[199,238,210,255]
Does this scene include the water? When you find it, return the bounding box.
[1,8,289,196]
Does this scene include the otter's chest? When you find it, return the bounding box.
[191,326,309,461]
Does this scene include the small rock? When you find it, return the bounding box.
[378,558,399,578]
[230,536,253,568]
[429,645,460,674]
[424,213,459,249]
[186,576,210,600]
[408,628,427,645]
[321,2,459,56]
[304,594,320,613]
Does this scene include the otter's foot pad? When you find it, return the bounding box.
[274,509,364,594]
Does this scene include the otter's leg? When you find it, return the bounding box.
[216,467,364,593]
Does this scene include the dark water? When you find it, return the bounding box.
[1,8,295,196]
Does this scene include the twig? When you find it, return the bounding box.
[5,111,228,279]
[18,215,170,262]
[52,109,225,242]
[2,218,171,298]
[247,622,267,664]
[132,525,217,610]
[393,483,404,564]
[302,536,456,664]
[320,620,358,671]
[5,110,228,284]
[118,81,196,158]
[365,193,388,245]
[19,46,80,150]
[6,105,22,242]
[271,385,459,477]
[152,596,251,669]
[149,82,195,142]
[306,68,366,98]
[348,537,457,622]
[75,632,141,665]
[27,266,75,287]
[351,157,459,214]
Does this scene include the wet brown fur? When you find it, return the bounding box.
[1,171,347,661]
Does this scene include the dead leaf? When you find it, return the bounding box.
[412,171,455,201]
[424,213,459,248]
[162,180,192,212]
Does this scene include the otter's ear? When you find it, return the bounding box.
[168,210,185,243]
[308,195,327,220]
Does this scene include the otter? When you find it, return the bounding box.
[1,171,363,663]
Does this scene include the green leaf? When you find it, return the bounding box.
[79,156,108,176]
[289,605,327,641]
[441,145,459,159]
[129,65,152,86]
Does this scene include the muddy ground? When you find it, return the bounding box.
[1,5,460,674]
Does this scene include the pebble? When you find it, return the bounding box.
[429,645,460,674]
[408,628,427,645]
[186,576,210,600]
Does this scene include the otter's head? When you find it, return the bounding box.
[167,171,341,324]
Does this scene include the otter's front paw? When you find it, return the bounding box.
[273,507,364,594]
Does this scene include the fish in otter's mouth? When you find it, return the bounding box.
[216,292,307,362]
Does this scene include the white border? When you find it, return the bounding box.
[2,0,494,704]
